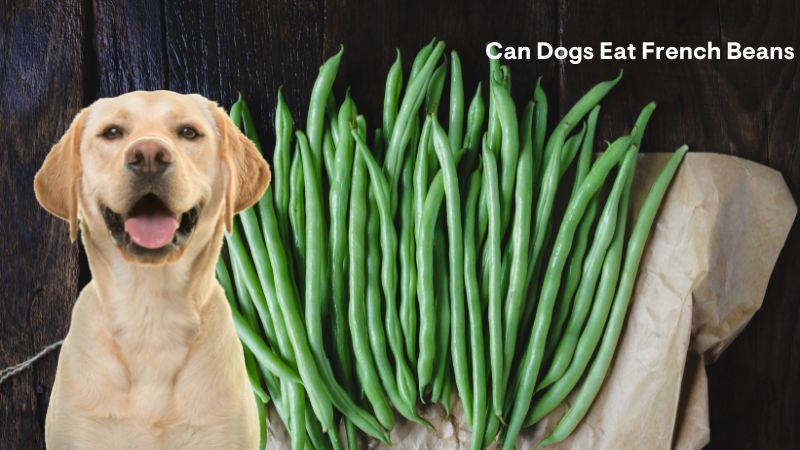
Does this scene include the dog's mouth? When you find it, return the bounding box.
[102,194,200,255]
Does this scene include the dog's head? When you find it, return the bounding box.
[34,90,270,264]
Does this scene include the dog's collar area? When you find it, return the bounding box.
[101,194,201,258]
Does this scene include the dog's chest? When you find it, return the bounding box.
[81,292,232,428]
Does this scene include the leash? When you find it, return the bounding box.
[0,339,64,386]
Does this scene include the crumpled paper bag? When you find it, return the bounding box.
[267,153,797,450]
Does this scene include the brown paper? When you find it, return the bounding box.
[266,153,797,450]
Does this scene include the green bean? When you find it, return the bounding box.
[223,243,305,448]
[273,88,293,238]
[415,145,467,396]
[481,145,504,419]
[486,58,502,153]
[238,97,263,151]
[542,197,597,363]
[543,106,600,360]
[239,102,315,450]
[294,132,388,441]
[430,225,450,403]
[559,122,587,178]
[226,235,258,327]
[462,83,485,152]
[448,51,464,151]
[503,134,632,449]
[260,190,336,432]
[373,127,385,164]
[254,392,267,449]
[537,145,687,447]
[305,405,330,450]
[532,78,547,172]
[229,306,300,383]
[298,131,333,379]
[288,385,307,450]
[306,47,343,176]
[326,91,339,147]
[500,102,534,387]
[329,94,359,448]
[528,79,548,234]
[216,259,272,404]
[414,117,433,239]
[490,71,519,233]
[353,132,419,412]
[415,128,437,394]
[440,365,453,416]
[399,152,419,365]
[349,151,395,430]
[323,126,336,183]
[215,256,237,313]
[425,59,447,114]
[543,71,622,164]
[385,41,445,202]
[383,50,403,142]
[329,93,357,393]
[244,350,268,403]
[409,38,435,84]
[363,178,422,425]
[288,149,306,289]
[224,225,301,383]
[430,119,471,417]
[238,207,313,450]
[527,73,622,292]
[463,169,487,449]
[541,103,653,389]
[526,146,637,425]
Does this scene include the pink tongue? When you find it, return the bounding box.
[124,215,180,249]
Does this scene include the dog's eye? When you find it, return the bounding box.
[101,127,123,139]
[179,127,200,140]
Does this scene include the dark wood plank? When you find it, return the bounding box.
[163,0,324,154]
[93,0,167,96]
[322,0,558,132]
[705,1,800,447]
[0,1,87,448]
[558,0,800,448]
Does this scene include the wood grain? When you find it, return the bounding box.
[0,0,798,448]
[163,0,324,152]
[0,1,86,448]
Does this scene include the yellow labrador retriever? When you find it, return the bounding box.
[35,91,269,449]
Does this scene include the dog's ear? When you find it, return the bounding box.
[209,102,271,233]
[34,108,88,242]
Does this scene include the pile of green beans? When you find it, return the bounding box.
[217,39,687,449]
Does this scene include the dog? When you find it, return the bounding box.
[35,90,270,449]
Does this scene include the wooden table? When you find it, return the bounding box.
[1,1,797,448]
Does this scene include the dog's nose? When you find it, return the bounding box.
[125,140,172,175]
